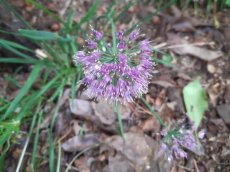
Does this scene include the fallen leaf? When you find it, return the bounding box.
[92,100,130,125]
[107,154,135,172]
[167,33,223,61]
[183,80,208,129]
[105,132,155,171]
[217,104,230,124]
[141,117,160,132]
[74,156,91,172]
[70,99,93,116]
[62,134,99,152]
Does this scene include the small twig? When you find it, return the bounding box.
[65,164,81,172]
[58,127,73,142]
[178,165,194,172]
[65,144,100,172]
[193,158,200,172]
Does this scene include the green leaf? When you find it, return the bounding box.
[0,119,20,147]
[2,65,42,119]
[0,39,32,52]
[79,0,100,25]
[19,29,58,41]
[0,58,37,64]
[226,0,230,6]
[162,54,173,64]
[183,80,208,129]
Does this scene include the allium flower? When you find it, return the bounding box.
[73,27,155,103]
[157,117,205,161]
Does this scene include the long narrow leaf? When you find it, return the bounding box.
[19,29,58,41]
[0,58,37,64]
[2,65,42,119]
[0,39,33,52]
[16,73,62,120]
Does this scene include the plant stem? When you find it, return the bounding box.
[116,102,124,137]
[140,96,166,127]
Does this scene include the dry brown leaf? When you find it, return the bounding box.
[140,117,160,132]
[62,134,99,152]
[70,99,93,116]
[107,154,135,172]
[105,133,155,171]
[217,104,230,124]
[167,34,223,61]
[92,100,130,125]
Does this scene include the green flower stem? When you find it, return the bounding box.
[140,96,166,127]
[111,20,117,55]
[116,102,124,137]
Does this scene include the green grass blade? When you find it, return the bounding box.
[2,65,42,119]
[1,0,32,28]
[111,20,117,54]
[56,141,62,172]
[31,110,43,171]
[48,131,55,172]
[114,1,134,22]
[0,39,33,52]
[73,0,100,31]
[26,0,61,22]
[15,102,41,172]
[50,80,65,129]
[0,139,10,171]
[0,120,20,147]
[116,103,124,137]
[0,42,35,61]
[19,29,58,41]
[79,0,100,25]
[0,58,37,64]
[16,72,62,120]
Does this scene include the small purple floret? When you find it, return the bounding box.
[86,40,97,49]
[116,31,124,40]
[92,29,103,41]
[117,41,126,50]
[198,129,206,139]
[129,29,140,41]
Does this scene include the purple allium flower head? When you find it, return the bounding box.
[158,117,205,161]
[73,27,155,103]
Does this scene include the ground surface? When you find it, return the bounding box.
[0,0,230,172]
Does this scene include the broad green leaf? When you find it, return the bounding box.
[227,0,230,6]
[19,29,58,41]
[183,80,208,129]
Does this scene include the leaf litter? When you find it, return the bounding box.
[2,1,230,172]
